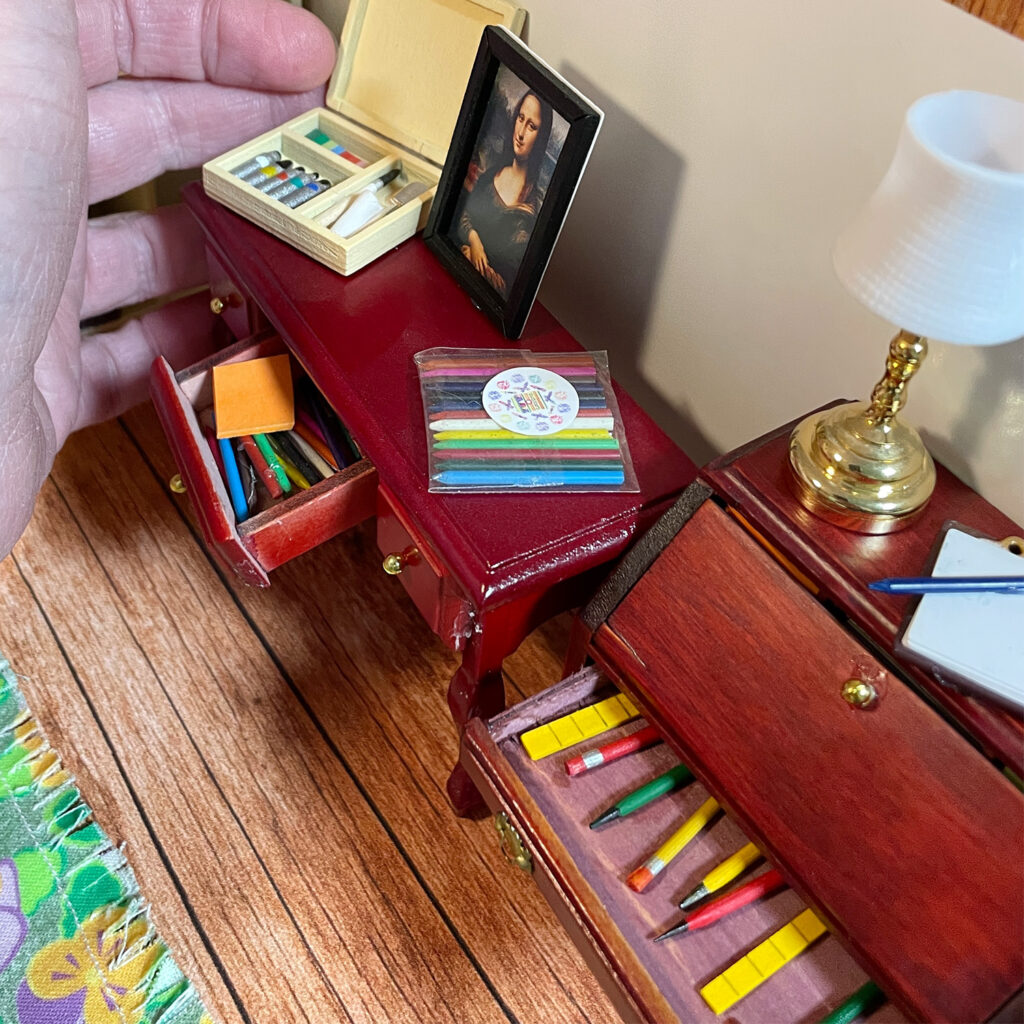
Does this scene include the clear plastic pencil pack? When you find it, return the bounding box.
[415,347,638,493]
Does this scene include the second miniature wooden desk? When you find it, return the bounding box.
[173,182,698,812]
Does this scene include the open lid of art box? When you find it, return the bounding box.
[202,0,525,276]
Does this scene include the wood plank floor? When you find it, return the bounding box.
[0,404,625,1024]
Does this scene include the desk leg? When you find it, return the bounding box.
[445,613,517,816]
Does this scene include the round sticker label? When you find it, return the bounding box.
[481,366,580,436]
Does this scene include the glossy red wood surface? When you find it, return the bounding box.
[151,355,269,586]
[591,500,1024,1024]
[703,413,1024,775]
[182,182,697,614]
[375,483,471,649]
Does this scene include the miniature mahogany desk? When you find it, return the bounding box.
[461,415,1023,1024]
[152,182,697,813]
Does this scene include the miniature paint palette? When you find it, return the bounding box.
[415,347,638,492]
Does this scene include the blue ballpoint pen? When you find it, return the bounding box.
[868,576,1024,594]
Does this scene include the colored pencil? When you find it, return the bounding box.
[590,764,695,828]
[293,415,339,470]
[429,397,608,412]
[217,437,249,522]
[565,724,663,776]
[677,842,764,909]
[240,435,284,499]
[433,438,620,450]
[654,868,786,941]
[271,431,322,484]
[253,433,292,493]
[433,429,613,441]
[265,436,310,489]
[289,430,334,478]
[435,450,622,464]
[437,469,625,487]
[816,982,886,1024]
[429,416,616,432]
[626,797,721,892]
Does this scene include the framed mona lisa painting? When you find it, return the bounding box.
[424,26,602,339]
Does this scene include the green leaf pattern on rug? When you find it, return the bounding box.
[0,657,211,1024]
[60,862,124,938]
[10,850,62,918]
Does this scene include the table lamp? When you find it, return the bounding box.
[789,90,1024,533]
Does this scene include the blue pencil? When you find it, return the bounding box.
[869,575,1024,594]
[436,469,625,487]
[217,437,250,522]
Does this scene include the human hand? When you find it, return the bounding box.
[0,0,336,560]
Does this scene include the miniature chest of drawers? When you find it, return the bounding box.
[149,182,698,813]
[461,414,1024,1024]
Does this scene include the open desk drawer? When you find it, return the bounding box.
[463,496,1024,1023]
[150,333,377,586]
[462,669,895,1024]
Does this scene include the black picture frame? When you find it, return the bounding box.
[424,26,602,339]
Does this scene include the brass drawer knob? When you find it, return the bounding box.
[169,474,187,494]
[382,548,417,575]
[494,812,533,873]
[210,296,227,315]
[842,679,877,708]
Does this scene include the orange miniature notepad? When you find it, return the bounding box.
[213,355,295,438]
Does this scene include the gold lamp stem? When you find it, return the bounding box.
[865,330,927,425]
[788,330,937,534]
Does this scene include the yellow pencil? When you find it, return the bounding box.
[626,796,721,891]
[432,428,612,441]
[678,841,763,909]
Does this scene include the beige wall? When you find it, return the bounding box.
[310,0,1024,522]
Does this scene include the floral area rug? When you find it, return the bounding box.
[0,656,211,1024]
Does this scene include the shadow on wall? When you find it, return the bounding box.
[921,337,1024,499]
[538,65,716,466]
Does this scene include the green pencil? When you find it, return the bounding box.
[253,433,291,492]
[589,764,695,828]
[816,981,885,1024]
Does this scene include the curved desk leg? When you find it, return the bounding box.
[445,609,519,816]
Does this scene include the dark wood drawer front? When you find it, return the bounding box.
[593,500,1024,1023]
[205,247,268,340]
[376,485,472,650]
[150,334,377,584]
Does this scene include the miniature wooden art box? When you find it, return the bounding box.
[202,0,525,275]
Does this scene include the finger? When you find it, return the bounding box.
[77,0,336,91]
[87,79,324,203]
[83,205,207,318]
[75,292,217,430]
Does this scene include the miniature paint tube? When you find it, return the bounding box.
[283,180,332,208]
[264,172,318,201]
[230,151,282,177]
[240,160,292,184]
[254,166,306,193]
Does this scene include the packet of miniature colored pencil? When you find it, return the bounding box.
[415,347,638,493]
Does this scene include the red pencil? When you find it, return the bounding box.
[654,868,787,941]
[240,435,284,499]
[565,724,662,776]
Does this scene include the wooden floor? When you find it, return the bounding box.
[0,404,625,1024]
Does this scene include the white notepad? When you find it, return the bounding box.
[900,528,1024,708]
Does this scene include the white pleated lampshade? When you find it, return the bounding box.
[833,90,1024,346]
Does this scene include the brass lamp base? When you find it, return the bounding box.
[787,331,936,535]
[788,402,936,533]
